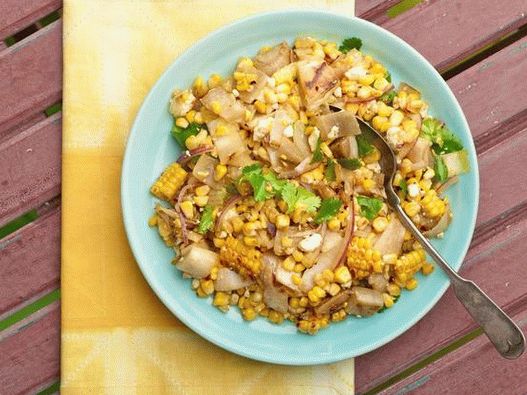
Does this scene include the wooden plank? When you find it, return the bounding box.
[0,0,61,40]
[0,206,60,319]
[380,310,527,395]
[0,113,61,228]
[0,20,62,136]
[447,36,527,151]
[0,302,60,395]
[356,0,400,22]
[356,214,527,393]
[383,0,527,72]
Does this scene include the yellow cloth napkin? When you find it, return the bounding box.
[61,1,355,393]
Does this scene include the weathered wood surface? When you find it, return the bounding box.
[0,206,60,320]
[0,114,62,228]
[0,303,60,395]
[0,0,61,39]
[384,0,527,72]
[0,20,62,136]
[379,310,527,395]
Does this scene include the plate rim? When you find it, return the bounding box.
[121,8,480,365]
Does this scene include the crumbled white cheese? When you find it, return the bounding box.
[308,127,321,151]
[267,77,276,88]
[283,124,294,138]
[334,86,343,98]
[386,126,402,147]
[253,117,273,141]
[366,163,381,173]
[327,125,340,139]
[408,183,420,198]
[345,66,367,80]
[232,89,240,97]
[299,233,322,252]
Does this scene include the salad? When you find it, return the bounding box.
[149,36,468,334]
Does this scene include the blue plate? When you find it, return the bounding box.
[121,10,479,365]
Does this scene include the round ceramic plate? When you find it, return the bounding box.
[121,10,479,365]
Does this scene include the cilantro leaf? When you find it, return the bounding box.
[171,122,203,148]
[379,90,396,104]
[197,205,214,234]
[357,135,375,157]
[434,155,448,182]
[357,195,383,220]
[339,37,362,53]
[225,183,239,196]
[385,71,392,83]
[281,183,320,213]
[240,164,269,201]
[311,138,323,163]
[325,159,336,182]
[315,198,343,224]
[338,158,362,170]
[399,179,408,197]
[421,118,464,155]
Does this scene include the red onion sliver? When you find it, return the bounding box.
[176,146,214,165]
[214,194,241,233]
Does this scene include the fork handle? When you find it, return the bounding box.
[394,204,525,359]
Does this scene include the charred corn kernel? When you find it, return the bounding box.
[214,124,227,137]
[373,217,388,233]
[213,292,230,307]
[334,266,352,284]
[362,178,376,191]
[200,279,215,295]
[243,236,258,247]
[299,296,309,307]
[180,200,194,219]
[363,148,381,164]
[328,218,341,231]
[344,102,359,114]
[195,185,210,196]
[281,236,293,248]
[395,249,426,286]
[208,73,223,89]
[292,250,304,262]
[150,162,188,200]
[264,89,278,104]
[383,293,394,308]
[242,307,257,321]
[390,110,404,126]
[242,222,258,236]
[357,86,372,99]
[419,179,432,192]
[328,283,341,296]
[372,115,388,131]
[359,74,375,86]
[220,236,262,276]
[290,274,301,286]
[231,217,244,233]
[193,195,209,207]
[276,214,290,229]
[377,102,394,117]
[192,76,208,97]
[214,164,227,181]
[308,286,326,303]
[403,201,421,217]
[175,117,189,129]
[387,283,401,296]
[148,214,158,227]
[401,159,413,175]
[293,263,305,273]
[213,237,225,248]
[347,237,383,279]
[268,310,284,324]
[250,292,263,304]
[373,77,389,91]
[406,278,418,290]
[402,127,420,143]
[289,297,300,308]
[193,112,203,124]
[254,100,267,114]
[422,262,435,275]
[421,190,446,218]
[322,269,334,283]
[238,57,254,68]
[407,99,424,113]
[282,256,295,271]
[210,101,222,115]
[331,309,347,322]
[185,110,196,123]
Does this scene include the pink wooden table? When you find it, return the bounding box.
[0,1,526,393]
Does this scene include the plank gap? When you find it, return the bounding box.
[386,0,424,19]
[36,380,60,395]
[1,8,62,47]
[442,23,527,79]
[0,209,38,240]
[362,327,484,395]
[44,101,62,117]
[0,289,60,332]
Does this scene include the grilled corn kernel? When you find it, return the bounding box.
[328,283,341,296]
[383,293,394,308]
[422,262,434,275]
[406,278,418,290]
[292,250,304,262]
[242,307,257,321]
[294,263,305,273]
[372,217,388,233]
[387,283,401,296]
[373,77,389,91]
[334,266,352,284]
[200,279,215,295]
[210,101,222,114]
[208,74,223,89]
[243,236,258,247]
[268,310,284,324]
[175,117,189,129]
[276,214,290,229]
[148,214,158,227]
[150,162,188,200]
[193,195,209,207]
[389,110,404,126]
[195,185,210,196]
[214,164,227,181]
[308,286,326,303]
[292,274,302,285]
[180,200,194,219]
[328,218,341,231]
[213,292,230,307]
[403,201,421,217]
[282,256,295,271]
[372,115,388,131]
